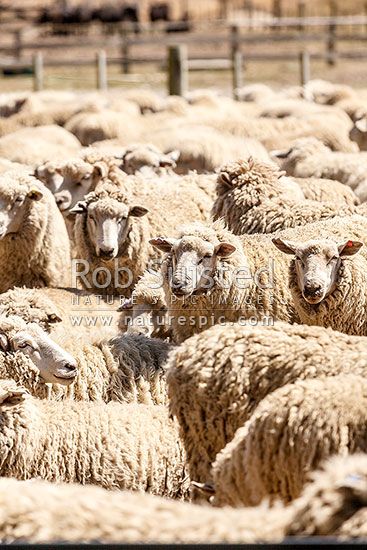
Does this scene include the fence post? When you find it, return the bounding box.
[327,23,336,65]
[13,30,22,58]
[168,44,188,96]
[33,52,43,92]
[232,51,243,100]
[121,41,130,74]
[231,25,239,58]
[297,1,305,32]
[299,50,310,85]
[96,50,107,91]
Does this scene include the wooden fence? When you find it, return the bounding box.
[1,15,367,93]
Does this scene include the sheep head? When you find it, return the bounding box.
[272,237,363,305]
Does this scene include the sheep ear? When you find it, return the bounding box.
[47,312,62,323]
[355,118,367,133]
[149,237,175,253]
[28,189,43,201]
[215,242,236,257]
[270,148,292,159]
[0,332,9,352]
[0,388,27,407]
[130,205,148,218]
[93,161,108,179]
[69,201,87,215]
[217,171,233,188]
[338,240,364,257]
[272,238,298,255]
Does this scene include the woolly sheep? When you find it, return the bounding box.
[0,172,71,292]
[349,115,367,151]
[64,109,142,146]
[211,375,367,506]
[211,158,366,235]
[272,222,367,335]
[0,378,188,499]
[145,125,273,173]
[0,314,77,391]
[303,79,356,105]
[150,219,301,343]
[0,476,290,544]
[272,136,367,201]
[0,125,81,165]
[166,320,367,486]
[185,113,357,152]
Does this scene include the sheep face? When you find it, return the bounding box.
[0,320,77,385]
[272,238,363,305]
[73,197,148,260]
[54,160,107,215]
[150,236,236,297]
[0,186,43,240]
[350,117,367,151]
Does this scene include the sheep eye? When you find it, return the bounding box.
[17,343,29,349]
[82,174,92,180]
[118,217,126,224]
[15,196,24,204]
[204,254,211,259]
[89,215,95,222]
[327,256,338,264]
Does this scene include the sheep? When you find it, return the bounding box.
[64,109,142,146]
[259,98,352,125]
[118,269,171,339]
[0,157,29,176]
[71,174,214,296]
[0,314,77,396]
[120,88,165,113]
[272,136,367,201]
[149,219,303,343]
[211,158,366,235]
[211,375,367,506]
[272,224,367,335]
[0,378,189,499]
[145,125,274,173]
[303,79,356,105]
[287,453,367,538]
[184,113,357,152]
[0,172,71,292]
[166,320,367,486]
[295,176,360,206]
[0,125,81,165]
[0,476,291,544]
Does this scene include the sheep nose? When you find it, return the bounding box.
[63,363,77,374]
[304,284,323,297]
[99,248,115,259]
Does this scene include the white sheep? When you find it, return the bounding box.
[211,375,367,506]
[0,172,71,292]
[0,125,81,165]
[272,136,367,201]
[0,378,188,499]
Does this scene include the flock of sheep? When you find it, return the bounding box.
[1,78,367,542]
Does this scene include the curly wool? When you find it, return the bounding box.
[167,320,367,486]
[0,477,291,544]
[212,158,364,235]
[212,375,367,506]
[0,378,188,499]
[0,173,71,292]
